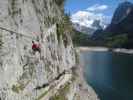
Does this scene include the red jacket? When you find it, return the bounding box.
[32,44,38,49]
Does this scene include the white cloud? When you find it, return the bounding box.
[87,4,108,12]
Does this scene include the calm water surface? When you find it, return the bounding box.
[80,51,133,100]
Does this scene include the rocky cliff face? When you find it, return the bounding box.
[111,1,133,24]
[92,1,133,45]
[0,0,98,100]
[105,1,133,34]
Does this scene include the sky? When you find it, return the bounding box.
[65,0,133,24]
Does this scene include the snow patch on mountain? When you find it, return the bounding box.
[71,4,110,35]
[71,10,108,29]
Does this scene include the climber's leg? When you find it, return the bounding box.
[32,48,36,55]
[37,48,42,59]
[36,48,41,54]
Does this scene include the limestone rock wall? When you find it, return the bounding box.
[0,0,98,100]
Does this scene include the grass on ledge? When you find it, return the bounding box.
[49,83,70,100]
[36,90,49,100]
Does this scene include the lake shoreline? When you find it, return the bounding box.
[80,50,133,100]
[78,47,133,54]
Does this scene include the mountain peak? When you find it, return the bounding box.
[71,10,107,35]
[120,1,132,5]
[111,1,133,24]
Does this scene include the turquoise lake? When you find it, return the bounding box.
[81,51,133,100]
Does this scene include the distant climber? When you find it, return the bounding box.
[32,41,41,54]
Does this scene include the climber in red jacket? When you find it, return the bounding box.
[32,41,41,54]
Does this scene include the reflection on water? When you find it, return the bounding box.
[80,51,133,100]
